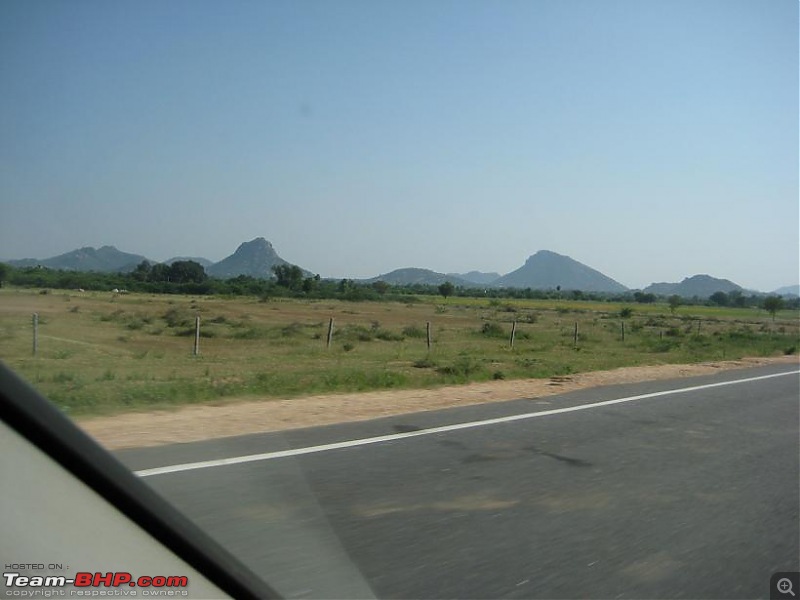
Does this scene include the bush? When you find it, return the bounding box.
[163,308,192,328]
[413,357,437,368]
[436,356,482,378]
[403,325,426,338]
[280,322,304,337]
[375,329,405,342]
[232,326,267,340]
[480,322,505,337]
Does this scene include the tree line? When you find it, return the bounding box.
[0,261,795,312]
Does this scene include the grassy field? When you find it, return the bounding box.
[0,287,797,416]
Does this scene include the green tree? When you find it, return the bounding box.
[709,291,728,306]
[727,290,746,308]
[763,296,785,321]
[131,260,152,281]
[668,295,681,315]
[168,260,207,284]
[371,280,390,295]
[149,263,171,282]
[272,264,304,291]
[438,281,455,299]
[619,306,634,319]
[0,262,9,288]
[302,274,321,294]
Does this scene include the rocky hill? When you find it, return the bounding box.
[365,268,473,287]
[492,250,628,292]
[7,245,150,273]
[206,238,304,279]
[643,275,743,298]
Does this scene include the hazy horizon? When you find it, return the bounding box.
[2,1,797,292]
[1,237,796,292]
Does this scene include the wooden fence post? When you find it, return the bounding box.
[426,321,432,351]
[621,321,625,342]
[573,322,578,347]
[510,321,517,349]
[193,316,200,356]
[327,317,335,348]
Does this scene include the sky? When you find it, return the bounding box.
[0,0,797,291]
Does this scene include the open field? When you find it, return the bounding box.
[0,287,797,417]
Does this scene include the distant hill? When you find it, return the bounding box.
[7,245,150,273]
[448,271,501,286]
[164,256,214,268]
[772,285,800,297]
[206,238,304,279]
[643,275,743,298]
[365,268,474,287]
[493,250,628,292]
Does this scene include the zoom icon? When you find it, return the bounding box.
[772,572,799,599]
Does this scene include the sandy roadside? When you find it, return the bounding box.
[77,355,799,450]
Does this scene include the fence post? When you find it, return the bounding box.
[32,313,38,356]
[573,322,578,347]
[621,321,625,342]
[193,316,200,356]
[510,321,517,349]
[327,317,335,348]
[426,321,432,351]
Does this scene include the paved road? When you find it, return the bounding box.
[118,364,800,599]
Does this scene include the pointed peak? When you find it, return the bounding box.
[237,237,273,250]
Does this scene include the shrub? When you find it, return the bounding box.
[375,329,404,342]
[163,308,192,328]
[280,322,304,337]
[413,357,437,368]
[437,356,482,378]
[480,322,505,337]
[403,325,426,338]
[232,326,267,340]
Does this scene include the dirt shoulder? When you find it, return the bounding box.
[78,356,799,450]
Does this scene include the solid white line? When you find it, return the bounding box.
[135,369,799,478]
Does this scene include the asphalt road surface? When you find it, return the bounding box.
[118,364,800,599]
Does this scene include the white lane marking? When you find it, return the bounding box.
[136,369,799,477]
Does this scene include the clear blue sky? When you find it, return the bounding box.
[1,0,797,291]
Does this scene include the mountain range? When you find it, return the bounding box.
[6,245,149,273]
[4,238,796,297]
